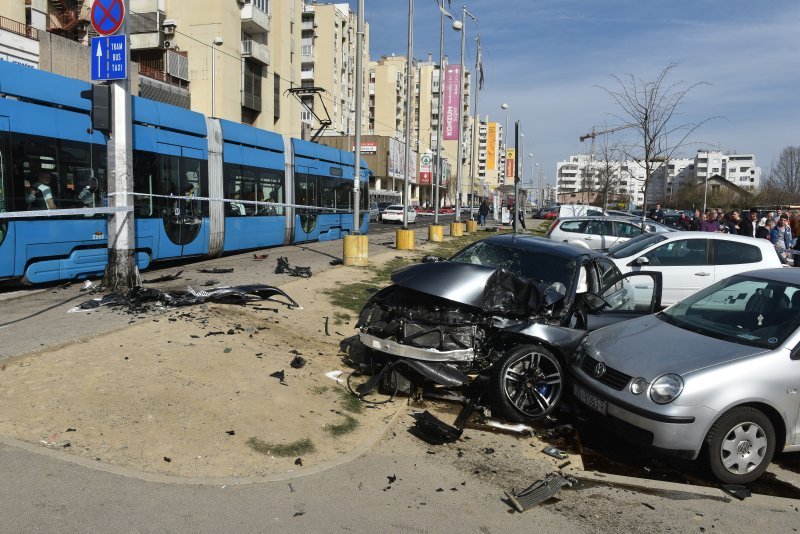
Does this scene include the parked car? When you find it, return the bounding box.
[607,232,784,306]
[535,206,559,219]
[376,201,395,221]
[546,216,674,251]
[368,202,380,222]
[543,210,560,220]
[440,206,455,214]
[355,235,661,422]
[381,204,417,224]
[571,268,800,484]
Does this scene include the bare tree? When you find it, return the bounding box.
[598,64,713,218]
[594,135,627,210]
[767,146,800,199]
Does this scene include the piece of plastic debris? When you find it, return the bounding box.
[722,484,752,501]
[163,457,172,463]
[226,430,235,436]
[542,446,568,460]
[66,428,76,432]
[642,502,655,510]
[270,370,286,383]
[471,419,535,436]
[326,370,344,384]
[81,280,97,291]
[558,460,571,470]
[409,411,463,445]
[198,267,233,274]
[295,458,303,466]
[505,473,578,513]
[293,512,305,517]
[223,348,232,353]
[290,356,306,369]
[484,448,495,454]
[275,257,312,278]
[329,258,343,266]
[143,270,184,283]
[387,474,397,484]
[253,254,269,260]
[324,316,330,336]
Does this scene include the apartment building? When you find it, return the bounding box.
[694,150,761,191]
[300,2,369,138]
[556,154,648,207]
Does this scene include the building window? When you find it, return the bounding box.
[274,73,280,121]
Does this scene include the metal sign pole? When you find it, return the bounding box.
[352,0,364,233]
[103,0,140,289]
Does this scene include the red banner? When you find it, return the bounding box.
[443,65,461,141]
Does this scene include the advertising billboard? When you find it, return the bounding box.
[505,149,515,179]
[443,65,461,141]
[487,123,497,171]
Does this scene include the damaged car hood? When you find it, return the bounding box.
[391,262,550,316]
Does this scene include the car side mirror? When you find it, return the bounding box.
[791,345,800,361]
[634,256,650,266]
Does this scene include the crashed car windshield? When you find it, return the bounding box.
[606,233,667,259]
[449,239,578,294]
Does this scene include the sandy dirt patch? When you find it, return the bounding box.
[0,265,398,478]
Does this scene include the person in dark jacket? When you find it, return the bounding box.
[478,199,490,226]
[739,208,759,238]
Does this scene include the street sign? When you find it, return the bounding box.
[91,35,127,81]
[91,0,125,36]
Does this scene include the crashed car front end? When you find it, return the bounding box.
[355,260,587,422]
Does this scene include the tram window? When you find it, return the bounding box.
[183,158,204,220]
[320,176,336,213]
[0,133,5,244]
[335,180,353,212]
[133,150,158,217]
[295,173,317,207]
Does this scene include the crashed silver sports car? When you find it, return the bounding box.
[356,235,661,423]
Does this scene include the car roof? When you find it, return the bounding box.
[555,216,653,222]
[659,231,770,243]
[738,268,800,284]
[480,234,603,259]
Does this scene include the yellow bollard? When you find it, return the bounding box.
[396,229,415,250]
[343,234,369,266]
[450,222,463,237]
[428,225,444,242]
[465,220,478,234]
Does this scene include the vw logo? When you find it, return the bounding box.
[593,362,607,378]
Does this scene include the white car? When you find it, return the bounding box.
[606,231,784,306]
[381,204,417,224]
[546,216,673,251]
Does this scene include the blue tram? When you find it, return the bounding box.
[0,61,370,284]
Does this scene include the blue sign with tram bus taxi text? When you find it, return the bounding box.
[91,35,127,81]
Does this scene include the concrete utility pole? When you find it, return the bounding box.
[434,0,454,226]
[352,0,364,231]
[468,35,481,220]
[103,0,140,290]
[401,0,413,229]
[513,120,520,233]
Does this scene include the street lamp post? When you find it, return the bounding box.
[452,6,476,223]
[401,0,414,229]
[434,0,456,226]
[501,103,509,185]
[210,36,223,118]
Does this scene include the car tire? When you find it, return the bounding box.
[489,344,564,423]
[704,406,775,484]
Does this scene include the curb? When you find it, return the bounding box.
[573,469,800,509]
[0,407,404,486]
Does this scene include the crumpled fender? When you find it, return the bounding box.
[500,322,587,356]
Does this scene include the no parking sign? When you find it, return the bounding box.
[91,0,125,36]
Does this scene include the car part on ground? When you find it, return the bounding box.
[355,235,662,423]
[570,268,800,484]
[505,473,578,512]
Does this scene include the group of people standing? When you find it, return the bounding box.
[663,206,800,265]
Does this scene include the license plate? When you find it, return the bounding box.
[574,384,607,415]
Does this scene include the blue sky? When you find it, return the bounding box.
[345,0,800,188]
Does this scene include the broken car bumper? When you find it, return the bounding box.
[359,332,475,363]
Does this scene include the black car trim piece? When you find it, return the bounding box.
[571,371,696,424]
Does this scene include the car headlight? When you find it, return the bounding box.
[649,374,683,404]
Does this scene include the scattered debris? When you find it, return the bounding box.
[66,428,76,432]
[293,512,305,518]
[70,284,301,313]
[202,280,220,287]
[205,331,225,337]
[483,227,498,232]
[275,257,312,278]
[326,370,345,384]
[295,457,303,466]
[270,370,286,383]
[722,484,752,501]
[143,270,184,283]
[329,258,344,266]
[253,254,269,260]
[198,268,234,274]
[223,348,232,353]
[409,411,463,445]
[469,419,535,436]
[163,457,172,463]
[484,448,495,454]
[505,473,578,513]
[290,356,307,369]
[421,255,443,263]
[558,461,571,470]
[642,502,656,510]
[226,430,236,436]
[542,446,568,460]
[387,474,397,484]
[81,280,98,292]
[324,316,330,336]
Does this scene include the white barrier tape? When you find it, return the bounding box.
[0,206,133,219]
[107,191,356,214]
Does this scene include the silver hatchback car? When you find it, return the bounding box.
[570,268,800,484]
[546,216,673,251]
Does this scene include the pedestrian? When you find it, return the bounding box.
[770,215,793,264]
[727,210,742,234]
[78,177,100,209]
[689,209,702,231]
[756,218,772,239]
[740,208,759,238]
[648,203,664,223]
[700,210,719,232]
[478,199,490,226]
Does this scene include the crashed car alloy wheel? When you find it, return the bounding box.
[705,407,776,484]
[491,345,563,423]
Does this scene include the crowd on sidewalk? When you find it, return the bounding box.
[650,204,800,265]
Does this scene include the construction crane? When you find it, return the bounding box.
[577,124,637,206]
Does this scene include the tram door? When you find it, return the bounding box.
[294,168,319,242]
[0,116,13,278]
[157,144,207,258]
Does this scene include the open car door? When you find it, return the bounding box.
[582,271,663,331]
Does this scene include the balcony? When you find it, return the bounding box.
[241,3,270,34]
[301,68,314,81]
[241,39,270,65]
